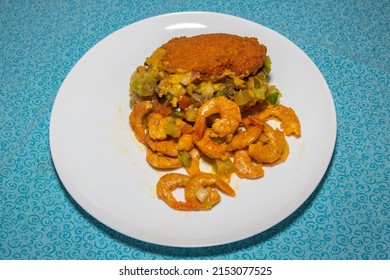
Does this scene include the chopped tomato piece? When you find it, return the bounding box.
[151,99,172,116]
[179,95,192,109]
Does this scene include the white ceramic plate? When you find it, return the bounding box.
[50,12,337,247]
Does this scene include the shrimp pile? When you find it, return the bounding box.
[129,96,301,211]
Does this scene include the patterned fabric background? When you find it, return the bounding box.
[1,0,389,259]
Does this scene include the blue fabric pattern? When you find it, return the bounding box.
[1,0,389,259]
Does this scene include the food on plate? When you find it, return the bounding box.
[156,172,236,211]
[128,33,301,211]
[129,33,274,111]
[156,33,267,82]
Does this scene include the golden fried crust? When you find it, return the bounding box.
[159,33,267,81]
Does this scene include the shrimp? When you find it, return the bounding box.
[177,134,195,153]
[184,173,236,210]
[227,120,263,151]
[184,148,201,176]
[194,96,241,140]
[147,112,168,140]
[146,148,182,169]
[247,123,286,164]
[233,150,264,179]
[156,173,195,211]
[145,137,178,157]
[255,104,301,137]
[145,134,194,157]
[265,138,290,166]
[129,101,153,144]
[193,128,230,160]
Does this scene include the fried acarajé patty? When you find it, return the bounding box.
[159,33,267,81]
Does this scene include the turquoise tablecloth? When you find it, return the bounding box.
[1,0,389,259]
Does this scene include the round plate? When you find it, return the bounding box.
[50,12,337,247]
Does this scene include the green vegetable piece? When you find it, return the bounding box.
[233,90,252,106]
[179,151,192,167]
[213,158,234,181]
[266,86,281,105]
[253,83,267,101]
[263,56,272,74]
[164,119,181,138]
[130,67,158,97]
